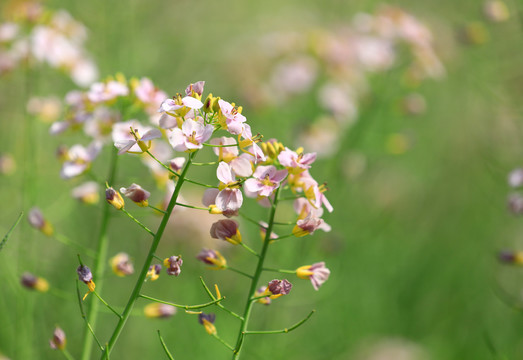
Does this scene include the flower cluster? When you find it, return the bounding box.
[233,6,444,158]
[0,1,98,86]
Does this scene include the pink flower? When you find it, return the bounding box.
[134,77,167,110]
[216,162,243,212]
[158,96,203,113]
[185,81,205,97]
[267,279,292,297]
[218,99,246,135]
[296,262,330,290]
[244,165,287,197]
[278,147,316,173]
[87,80,128,103]
[164,255,183,276]
[293,211,330,237]
[112,120,161,155]
[168,118,213,152]
[60,141,102,179]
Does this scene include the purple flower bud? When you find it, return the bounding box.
[508,193,523,215]
[147,264,162,281]
[120,183,150,206]
[164,255,183,276]
[196,248,227,268]
[210,219,242,245]
[20,272,49,292]
[49,327,66,350]
[268,279,292,295]
[198,312,215,325]
[77,265,93,283]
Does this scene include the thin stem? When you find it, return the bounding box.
[212,333,235,352]
[93,291,122,318]
[76,280,104,352]
[145,149,217,188]
[243,310,315,334]
[273,221,295,226]
[157,330,175,360]
[54,233,97,258]
[0,212,23,251]
[238,212,263,228]
[239,242,260,257]
[200,277,244,320]
[262,267,296,274]
[192,161,217,166]
[225,266,253,279]
[175,202,210,211]
[61,348,76,360]
[101,152,194,359]
[121,208,155,236]
[271,234,294,241]
[232,187,281,359]
[139,294,224,310]
[153,254,163,262]
[80,147,118,360]
[148,204,166,214]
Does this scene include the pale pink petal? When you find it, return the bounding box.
[202,188,219,206]
[159,113,178,129]
[115,140,137,155]
[231,157,253,177]
[181,96,203,109]
[244,178,263,193]
[217,162,234,184]
[141,129,162,141]
[168,129,186,151]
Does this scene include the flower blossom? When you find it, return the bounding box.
[244,165,287,197]
[196,249,227,269]
[164,255,183,276]
[147,264,162,281]
[215,162,243,212]
[210,219,242,245]
[278,147,317,174]
[87,80,128,103]
[168,118,213,152]
[218,99,246,135]
[296,262,330,290]
[293,211,329,237]
[112,120,161,155]
[110,252,134,277]
[120,183,150,207]
[144,303,176,319]
[210,137,253,177]
[60,141,102,179]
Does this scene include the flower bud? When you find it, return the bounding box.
[105,187,124,210]
[28,207,53,236]
[120,183,150,207]
[498,250,523,265]
[267,279,292,298]
[147,264,162,281]
[49,327,66,350]
[254,286,271,305]
[210,219,242,245]
[144,303,177,318]
[110,252,134,277]
[164,255,183,276]
[196,249,227,269]
[198,313,217,335]
[72,181,100,204]
[202,93,217,113]
[20,272,49,292]
[77,265,95,299]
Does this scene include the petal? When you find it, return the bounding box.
[231,157,253,177]
[159,113,178,129]
[202,188,219,206]
[115,140,136,155]
[272,169,288,183]
[182,96,203,109]
[216,162,234,184]
[168,129,186,151]
[244,178,263,193]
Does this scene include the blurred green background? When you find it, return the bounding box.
[2,0,523,359]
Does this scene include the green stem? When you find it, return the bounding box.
[54,233,97,258]
[232,187,281,359]
[61,348,75,360]
[139,294,224,310]
[157,330,175,360]
[101,152,195,358]
[0,212,23,251]
[243,310,315,334]
[76,280,104,351]
[192,161,217,166]
[238,212,263,227]
[212,333,235,351]
[262,267,296,274]
[148,204,166,214]
[239,242,260,257]
[272,234,294,241]
[200,277,244,320]
[145,149,217,188]
[121,208,155,236]
[175,202,210,211]
[225,266,253,279]
[93,291,122,318]
[80,147,118,360]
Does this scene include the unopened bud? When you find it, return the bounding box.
[105,187,125,210]
[49,327,66,350]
